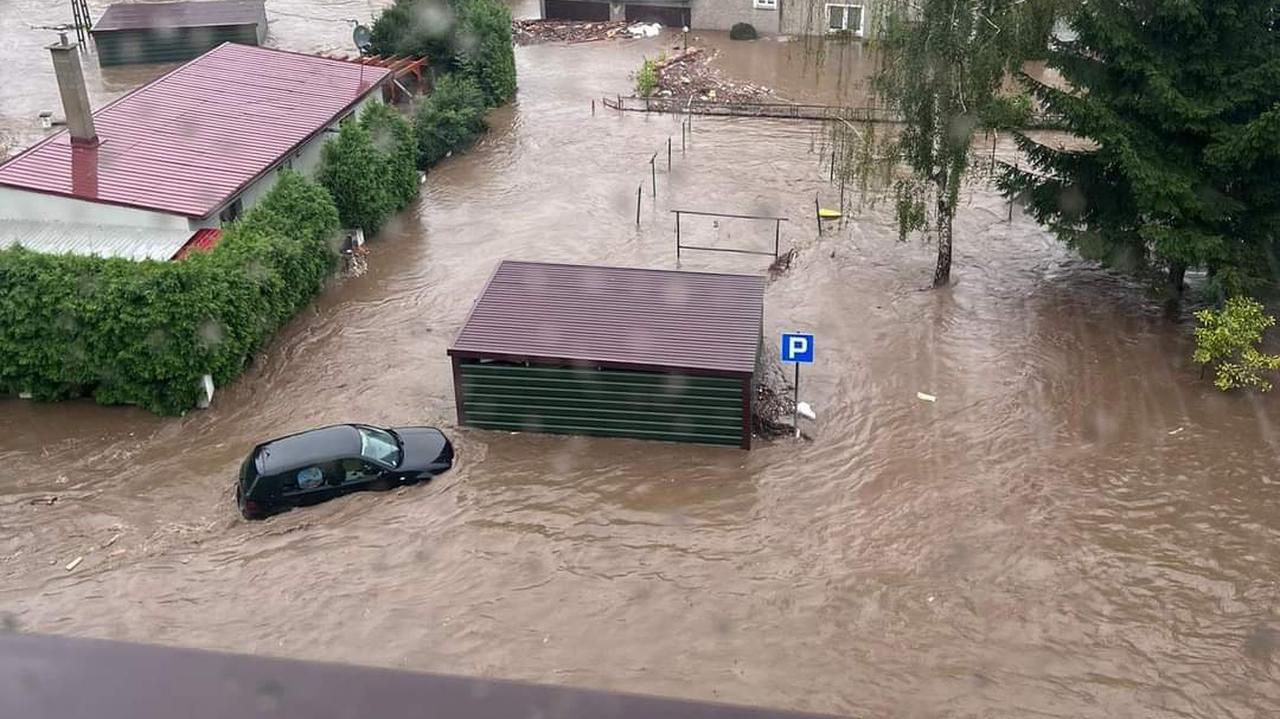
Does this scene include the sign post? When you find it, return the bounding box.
[780,333,815,437]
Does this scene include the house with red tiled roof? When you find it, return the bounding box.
[0,40,391,261]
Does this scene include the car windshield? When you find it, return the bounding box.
[357,427,401,468]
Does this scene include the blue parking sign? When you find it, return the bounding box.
[781,333,814,363]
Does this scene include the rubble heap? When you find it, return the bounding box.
[648,47,775,103]
[513,20,629,45]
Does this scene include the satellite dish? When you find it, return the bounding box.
[353,24,372,54]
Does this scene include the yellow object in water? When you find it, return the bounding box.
[818,208,842,220]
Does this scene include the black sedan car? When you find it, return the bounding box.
[236,424,454,519]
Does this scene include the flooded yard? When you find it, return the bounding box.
[1,2,1278,718]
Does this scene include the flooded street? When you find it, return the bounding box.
[2,2,1280,717]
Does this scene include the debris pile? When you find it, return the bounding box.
[648,47,775,103]
[751,341,806,440]
[513,20,629,45]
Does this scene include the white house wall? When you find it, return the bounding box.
[0,186,189,231]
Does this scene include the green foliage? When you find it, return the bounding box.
[414,73,488,168]
[455,0,517,105]
[369,0,515,106]
[867,0,1058,286]
[635,57,658,98]
[1193,297,1280,391]
[1002,1,1280,299]
[729,23,758,41]
[361,101,421,208]
[981,91,1034,131]
[319,103,419,234]
[0,172,338,414]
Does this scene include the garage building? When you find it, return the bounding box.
[448,260,765,448]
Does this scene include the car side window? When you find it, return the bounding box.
[339,458,382,484]
[296,465,325,490]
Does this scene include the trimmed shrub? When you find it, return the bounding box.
[319,102,418,235]
[360,101,421,209]
[729,22,758,41]
[414,74,488,168]
[0,172,338,413]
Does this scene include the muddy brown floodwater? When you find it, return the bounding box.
[2,2,1280,718]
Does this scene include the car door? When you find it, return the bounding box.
[338,458,386,486]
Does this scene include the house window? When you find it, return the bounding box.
[754,0,777,9]
[826,4,864,35]
[218,197,243,225]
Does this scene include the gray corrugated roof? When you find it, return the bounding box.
[0,220,195,261]
[93,0,264,32]
[449,261,765,375]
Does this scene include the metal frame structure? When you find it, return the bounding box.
[70,0,91,44]
[672,209,789,260]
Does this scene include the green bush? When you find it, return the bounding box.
[1193,296,1280,392]
[370,0,515,107]
[360,101,421,209]
[455,0,517,105]
[414,74,488,168]
[729,22,758,41]
[635,57,658,98]
[0,172,338,413]
[319,102,419,234]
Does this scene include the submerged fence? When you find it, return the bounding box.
[603,95,1064,129]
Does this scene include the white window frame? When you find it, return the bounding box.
[825,3,865,36]
[754,0,777,9]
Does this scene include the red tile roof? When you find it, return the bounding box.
[449,261,766,375]
[0,43,390,218]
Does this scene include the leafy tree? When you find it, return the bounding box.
[361,101,421,209]
[369,0,515,106]
[455,0,517,106]
[319,119,398,235]
[858,0,1057,287]
[1001,1,1280,300]
[1193,297,1280,391]
[414,74,487,168]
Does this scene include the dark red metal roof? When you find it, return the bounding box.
[2,633,847,719]
[171,228,222,259]
[449,261,766,375]
[93,0,264,32]
[0,43,390,218]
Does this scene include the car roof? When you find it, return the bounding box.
[255,425,363,476]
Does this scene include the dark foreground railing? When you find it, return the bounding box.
[0,633,846,719]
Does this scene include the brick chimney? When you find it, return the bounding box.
[47,33,98,146]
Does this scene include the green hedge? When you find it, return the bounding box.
[414,74,488,168]
[0,172,338,414]
[319,102,419,235]
[369,0,515,106]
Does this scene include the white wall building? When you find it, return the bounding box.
[0,42,390,261]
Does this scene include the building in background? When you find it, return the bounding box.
[91,0,268,66]
[540,0,878,37]
[0,41,389,261]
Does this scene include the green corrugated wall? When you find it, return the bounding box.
[458,363,748,447]
[94,26,260,67]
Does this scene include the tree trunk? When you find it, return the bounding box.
[933,196,953,287]
[1163,260,1188,318]
[1167,261,1187,297]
